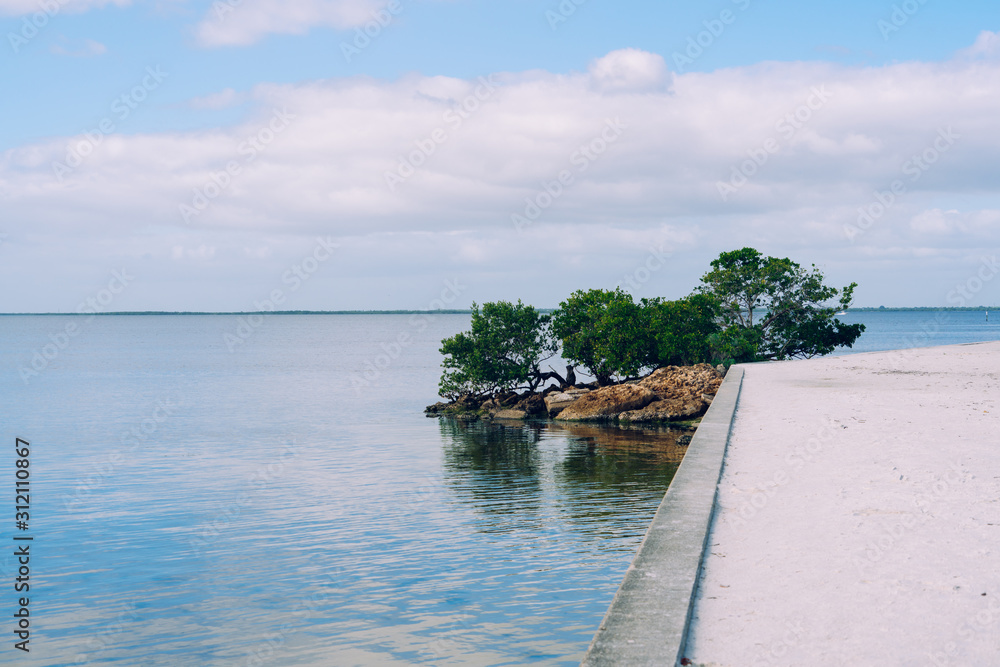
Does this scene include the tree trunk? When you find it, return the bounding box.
[564,365,576,388]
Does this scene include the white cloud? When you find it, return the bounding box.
[194,0,391,47]
[0,0,128,15]
[188,87,244,110]
[588,48,671,94]
[3,45,1000,308]
[909,208,1000,238]
[957,30,1000,59]
[50,38,107,57]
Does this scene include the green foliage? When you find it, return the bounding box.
[550,288,650,385]
[698,247,864,362]
[641,293,721,366]
[438,300,557,399]
[436,249,866,398]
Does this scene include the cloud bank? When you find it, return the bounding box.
[3,42,1000,309]
[194,0,393,47]
[0,0,128,15]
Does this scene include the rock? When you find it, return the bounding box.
[515,394,546,416]
[427,363,724,424]
[492,409,527,420]
[425,392,486,415]
[638,363,722,399]
[556,384,656,422]
[618,397,708,423]
[716,364,727,377]
[677,434,693,446]
[544,392,580,418]
[455,393,485,411]
[496,392,520,407]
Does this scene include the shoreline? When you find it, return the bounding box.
[0,306,997,316]
[582,340,1000,666]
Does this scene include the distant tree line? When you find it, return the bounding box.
[438,248,865,399]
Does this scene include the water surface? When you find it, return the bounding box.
[0,314,686,666]
[2,309,997,665]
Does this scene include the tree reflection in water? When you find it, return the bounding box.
[439,418,691,539]
[440,419,546,533]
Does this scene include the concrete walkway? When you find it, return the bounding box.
[684,342,1000,667]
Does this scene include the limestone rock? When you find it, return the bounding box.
[556,384,656,422]
[618,397,708,423]
[492,409,528,420]
[638,363,723,399]
[544,392,580,418]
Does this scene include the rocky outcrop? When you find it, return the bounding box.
[425,393,485,415]
[426,364,724,424]
[496,409,530,419]
[543,387,591,418]
[518,394,547,415]
[638,364,723,400]
[618,397,707,423]
[557,364,723,423]
[555,384,656,422]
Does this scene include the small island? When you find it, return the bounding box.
[427,362,725,427]
[426,248,865,429]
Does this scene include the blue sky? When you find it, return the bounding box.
[3,0,996,148]
[2,0,1000,311]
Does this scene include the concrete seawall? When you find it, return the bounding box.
[582,365,745,665]
[584,341,1000,666]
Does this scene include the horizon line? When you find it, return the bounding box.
[0,306,997,316]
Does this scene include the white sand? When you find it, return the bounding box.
[684,342,1000,667]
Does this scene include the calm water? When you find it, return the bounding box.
[1,310,997,666]
[1,314,687,666]
[830,309,999,355]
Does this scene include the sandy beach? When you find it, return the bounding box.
[684,341,1000,666]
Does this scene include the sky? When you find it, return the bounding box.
[1,0,999,312]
